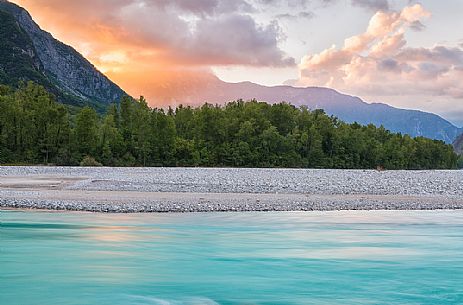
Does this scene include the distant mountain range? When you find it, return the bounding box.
[0,0,461,143]
[0,0,126,110]
[148,73,462,143]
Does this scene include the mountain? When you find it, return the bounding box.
[148,73,462,143]
[454,134,463,155]
[0,0,126,109]
[1,1,460,143]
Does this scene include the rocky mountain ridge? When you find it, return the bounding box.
[0,0,126,108]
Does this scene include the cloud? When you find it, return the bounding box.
[255,0,311,8]
[294,4,463,122]
[186,15,295,66]
[275,11,314,20]
[146,0,256,16]
[12,0,293,67]
[409,20,425,31]
[296,5,463,98]
[351,0,389,12]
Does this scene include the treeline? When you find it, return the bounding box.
[0,82,459,169]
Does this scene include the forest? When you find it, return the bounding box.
[0,82,460,169]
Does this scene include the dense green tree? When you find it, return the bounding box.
[131,97,151,166]
[100,114,123,165]
[120,95,134,144]
[174,105,195,140]
[0,82,458,169]
[0,82,69,164]
[457,155,463,169]
[74,106,99,159]
[149,109,176,166]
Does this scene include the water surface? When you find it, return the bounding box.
[1,210,463,304]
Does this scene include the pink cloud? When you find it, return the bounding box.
[296,4,463,101]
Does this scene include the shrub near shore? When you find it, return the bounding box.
[0,82,458,169]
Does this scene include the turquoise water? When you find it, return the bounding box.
[1,210,463,305]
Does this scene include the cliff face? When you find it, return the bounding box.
[0,0,126,108]
[0,9,47,85]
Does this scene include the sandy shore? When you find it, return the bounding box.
[1,167,462,212]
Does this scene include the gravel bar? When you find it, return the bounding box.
[0,166,462,213]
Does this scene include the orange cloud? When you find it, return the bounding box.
[10,0,294,102]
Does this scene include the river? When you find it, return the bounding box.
[2,210,463,304]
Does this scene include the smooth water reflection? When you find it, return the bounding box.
[1,210,463,304]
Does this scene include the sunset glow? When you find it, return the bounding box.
[9,0,463,125]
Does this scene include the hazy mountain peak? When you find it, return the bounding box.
[147,73,461,143]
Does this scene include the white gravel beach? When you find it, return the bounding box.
[0,167,462,212]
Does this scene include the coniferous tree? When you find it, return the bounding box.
[0,82,458,169]
[74,106,99,159]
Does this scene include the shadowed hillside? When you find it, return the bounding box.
[0,0,126,109]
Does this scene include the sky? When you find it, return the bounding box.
[10,0,463,126]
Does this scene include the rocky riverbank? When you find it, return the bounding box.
[1,167,462,213]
